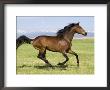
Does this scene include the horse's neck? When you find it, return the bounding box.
[63,31,75,43]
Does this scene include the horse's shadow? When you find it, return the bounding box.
[17,64,32,68]
[17,64,69,70]
[34,65,68,70]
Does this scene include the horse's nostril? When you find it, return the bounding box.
[85,32,87,36]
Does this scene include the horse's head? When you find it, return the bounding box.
[71,22,87,36]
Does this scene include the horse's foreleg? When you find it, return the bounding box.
[58,53,69,65]
[37,50,52,67]
[68,50,79,67]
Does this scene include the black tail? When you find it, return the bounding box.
[16,35,33,49]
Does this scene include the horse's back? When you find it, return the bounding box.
[32,35,56,48]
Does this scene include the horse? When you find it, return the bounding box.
[16,22,87,67]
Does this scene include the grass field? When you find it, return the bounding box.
[16,38,94,74]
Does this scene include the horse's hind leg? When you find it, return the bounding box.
[57,53,69,65]
[37,49,52,67]
[68,50,79,67]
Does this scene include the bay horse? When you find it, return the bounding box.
[16,22,87,67]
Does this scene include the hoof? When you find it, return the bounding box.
[46,64,55,69]
[46,63,53,67]
[57,62,64,65]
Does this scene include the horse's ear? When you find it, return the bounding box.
[77,22,80,25]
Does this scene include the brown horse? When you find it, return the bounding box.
[16,22,87,67]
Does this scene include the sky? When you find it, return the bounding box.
[17,16,94,34]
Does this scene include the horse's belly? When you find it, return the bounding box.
[46,42,60,52]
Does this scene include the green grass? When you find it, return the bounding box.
[16,38,94,74]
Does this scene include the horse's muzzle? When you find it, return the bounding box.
[82,32,87,36]
[84,32,87,36]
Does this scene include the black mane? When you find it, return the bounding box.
[56,23,76,38]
